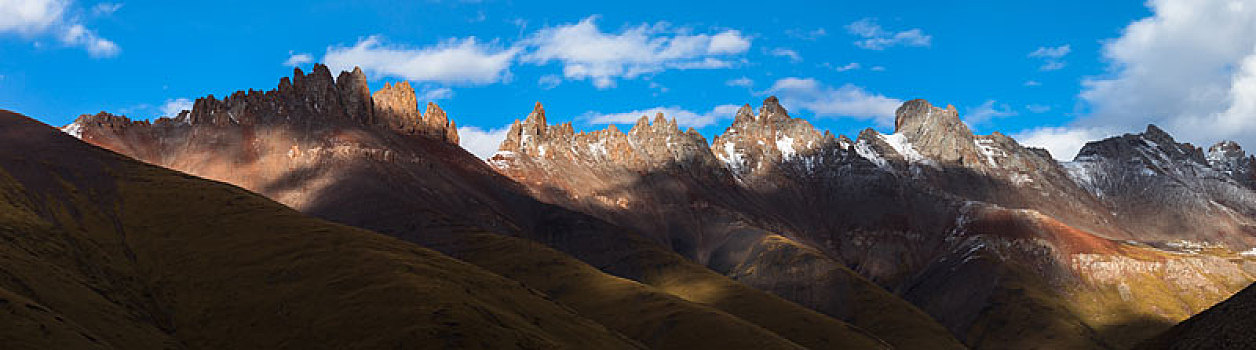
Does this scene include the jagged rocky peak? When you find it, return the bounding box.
[73,64,459,144]
[337,67,373,125]
[62,112,144,139]
[713,96,832,175]
[496,102,714,169]
[372,81,420,129]
[1210,140,1247,160]
[370,79,460,143]
[1208,140,1256,187]
[889,99,977,162]
[844,99,972,167]
[499,102,551,154]
[1076,124,1206,165]
[758,96,790,121]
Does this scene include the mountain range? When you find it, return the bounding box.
[5,64,1255,349]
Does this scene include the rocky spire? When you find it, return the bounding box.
[1076,124,1208,165]
[758,96,790,121]
[1209,141,1256,188]
[499,102,551,154]
[373,81,421,131]
[733,104,754,124]
[421,102,459,144]
[890,99,977,164]
[75,65,465,146]
[336,67,374,125]
[712,97,828,176]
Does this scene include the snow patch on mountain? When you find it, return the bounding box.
[880,133,924,163]
[61,122,83,139]
[776,136,797,159]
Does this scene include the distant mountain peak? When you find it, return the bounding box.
[66,64,458,145]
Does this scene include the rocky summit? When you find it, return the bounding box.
[46,67,1256,350]
[69,64,458,145]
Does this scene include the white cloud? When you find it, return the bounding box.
[284,52,313,67]
[324,35,518,85]
[845,18,931,50]
[583,104,741,129]
[61,23,118,57]
[417,87,453,101]
[1026,104,1051,113]
[964,100,1017,127]
[520,16,751,89]
[765,77,903,126]
[0,0,120,57]
[1029,44,1070,71]
[458,125,511,159]
[770,48,802,62]
[1079,0,1256,150]
[726,77,753,88]
[1014,126,1114,161]
[870,66,886,72]
[159,98,193,117]
[1024,80,1042,87]
[0,0,64,33]
[708,30,752,53]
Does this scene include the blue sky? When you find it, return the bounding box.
[6,0,1255,160]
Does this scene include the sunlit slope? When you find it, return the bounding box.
[0,110,642,349]
[427,233,813,350]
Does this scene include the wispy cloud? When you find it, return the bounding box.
[1029,44,1070,71]
[826,62,861,72]
[770,48,802,62]
[90,3,122,16]
[537,74,562,89]
[786,27,827,41]
[284,51,313,67]
[417,86,453,101]
[845,18,930,50]
[963,100,1017,127]
[726,77,753,88]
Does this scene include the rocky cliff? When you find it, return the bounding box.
[71,64,458,145]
